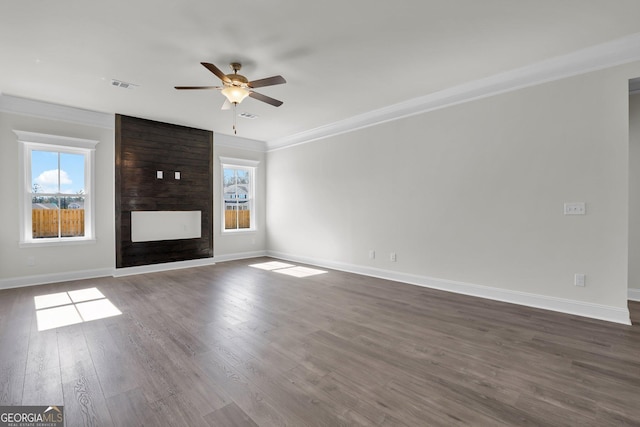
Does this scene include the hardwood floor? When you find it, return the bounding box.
[630,301,640,325]
[1,257,639,426]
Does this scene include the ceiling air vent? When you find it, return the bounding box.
[111,79,138,89]
[238,112,258,119]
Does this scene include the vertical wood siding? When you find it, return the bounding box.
[115,115,213,268]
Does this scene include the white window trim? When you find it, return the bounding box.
[220,156,259,233]
[14,130,99,247]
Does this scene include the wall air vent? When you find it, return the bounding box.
[238,112,258,119]
[111,79,138,89]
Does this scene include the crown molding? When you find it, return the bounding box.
[0,93,114,129]
[5,31,640,149]
[214,132,267,152]
[266,32,640,151]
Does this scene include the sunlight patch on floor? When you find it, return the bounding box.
[68,287,105,303]
[249,261,295,270]
[75,299,122,322]
[273,266,327,278]
[34,287,122,331]
[34,292,72,310]
[249,261,327,278]
[36,305,83,331]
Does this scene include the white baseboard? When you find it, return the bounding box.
[112,250,268,277]
[1,251,268,288]
[0,268,114,291]
[267,251,631,325]
[113,257,217,277]
[113,251,268,276]
[213,250,268,263]
[2,250,631,325]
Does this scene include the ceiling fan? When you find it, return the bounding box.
[175,62,286,109]
[175,62,286,134]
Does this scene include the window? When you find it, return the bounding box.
[15,131,98,246]
[220,157,258,232]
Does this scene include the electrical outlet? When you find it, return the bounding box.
[574,273,585,287]
[390,252,397,262]
[564,202,586,215]
[369,250,375,259]
[27,256,35,266]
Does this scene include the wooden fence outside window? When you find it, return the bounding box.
[34,209,249,237]
[225,210,251,230]
[32,209,84,238]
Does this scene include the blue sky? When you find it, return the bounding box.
[31,150,85,194]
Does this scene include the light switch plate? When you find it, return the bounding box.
[156,171,163,179]
[175,171,180,180]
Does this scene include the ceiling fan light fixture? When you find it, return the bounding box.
[221,85,250,104]
[176,61,286,134]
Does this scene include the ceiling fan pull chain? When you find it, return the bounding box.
[233,103,237,135]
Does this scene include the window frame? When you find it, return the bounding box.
[15,130,98,247]
[220,156,259,233]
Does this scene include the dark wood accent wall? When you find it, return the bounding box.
[115,114,213,268]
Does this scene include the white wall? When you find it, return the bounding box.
[0,112,115,285]
[2,61,638,322]
[213,135,267,260]
[629,93,640,300]
[267,63,640,323]
[0,104,267,286]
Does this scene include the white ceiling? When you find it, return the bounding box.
[3,1,640,143]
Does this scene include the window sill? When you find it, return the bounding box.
[222,229,257,235]
[19,238,96,248]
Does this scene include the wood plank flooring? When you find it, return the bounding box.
[1,257,640,426]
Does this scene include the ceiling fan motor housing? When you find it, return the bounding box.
[226,62,249,87]
[225,73,249,87]
[176,61,285,108]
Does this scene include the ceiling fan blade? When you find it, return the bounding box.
[221,99,232,110]
[249,91,283,107]
[248,75,286,88]
[201,62,232,84]
[174,86,222,90]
